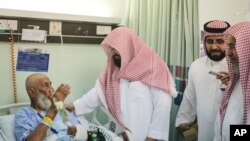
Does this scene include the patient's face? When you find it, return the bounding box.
[37,76,54,97]
[34,76,54,110]
[37,91,51,110]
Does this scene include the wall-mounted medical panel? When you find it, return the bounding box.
[0,16,118,44]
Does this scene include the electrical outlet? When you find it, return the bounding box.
[49,21,62,35]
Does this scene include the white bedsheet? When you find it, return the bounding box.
[0,114,15,141]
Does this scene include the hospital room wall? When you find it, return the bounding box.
[0,42,106,106]
[0,0,125,106]
[199,0,250,27]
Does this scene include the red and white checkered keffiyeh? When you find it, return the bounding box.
[99,27,176,125]
[203,20,230,54]
[220,22,250,124]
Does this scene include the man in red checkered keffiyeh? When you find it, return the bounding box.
[68,27,177,141]
[213,21,250,141]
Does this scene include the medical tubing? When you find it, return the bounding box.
[9,31,18,103]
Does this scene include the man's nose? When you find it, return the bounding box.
[211,44,219,49]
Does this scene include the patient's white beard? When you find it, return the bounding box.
[37,92,51,110]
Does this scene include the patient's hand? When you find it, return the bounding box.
[67,125,77,137]
[65,103,75,112]
[52,84,71,102]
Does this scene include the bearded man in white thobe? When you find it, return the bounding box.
[213,22,250,141]
[66,27,177,141]
[175,20,230,141]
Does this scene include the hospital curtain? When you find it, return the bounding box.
[124,0,199,141]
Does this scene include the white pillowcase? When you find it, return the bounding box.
[0,114,16,141]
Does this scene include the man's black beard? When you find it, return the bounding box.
[112,55,121,68]
[206,50,225,61]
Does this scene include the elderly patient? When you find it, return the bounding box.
[14,73,87,141]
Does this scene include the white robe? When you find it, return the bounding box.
[213,80,250,141]
[175,56,227,141]
[73,79,173,141]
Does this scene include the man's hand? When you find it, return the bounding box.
[67,125,77,137]
[65,103,75,112]
[145,137,156,141]
[217,71,229,85]
[51,84,71,102]
[177,122,194,133]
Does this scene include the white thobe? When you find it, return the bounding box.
[73,79,173,141]
[175,56,227,141]
[213,80,250,141]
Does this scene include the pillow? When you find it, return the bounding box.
[0,114,16,141]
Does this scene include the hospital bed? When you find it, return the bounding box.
[0,103,130,141]
[0,102,30,141]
